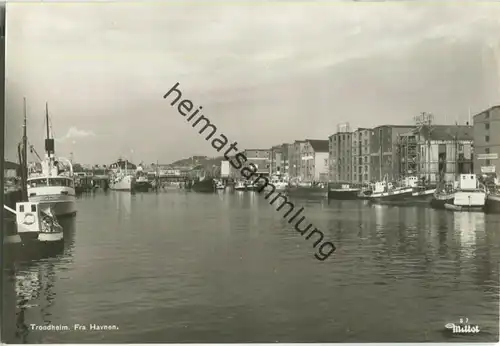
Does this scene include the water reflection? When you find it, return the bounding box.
[113,191,132,215]
[2,215,76,343]
[453,212,484,259]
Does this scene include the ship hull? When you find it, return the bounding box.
[328,188,361,200]
[28,187,77,217]
[192,179,216,193]
[285,186,328,199]
[109,175,135,191]
[368,187,414,203]
[485,194,500,213]
[135,181,152,192]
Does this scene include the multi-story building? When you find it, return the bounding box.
[243,149,271,176]
[300,139,329,182]
[269,143,291,176]
[289,140,306,178]
[328,131,353,182]
[370,125,415,181]
[397,125,473,183]
[351,128,372,183]
[473,105,500,176]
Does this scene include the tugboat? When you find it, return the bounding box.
[444,174,487,212]
[285,181,328,199]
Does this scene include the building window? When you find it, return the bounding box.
[485,123,490,130]
[486,159,491,165]
[486,148,490,154]
[485,111,490,119]
[486,135,490,142]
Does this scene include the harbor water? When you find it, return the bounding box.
[3,190,500,343]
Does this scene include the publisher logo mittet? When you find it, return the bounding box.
[445,318,480,334]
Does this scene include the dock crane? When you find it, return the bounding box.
[29,144,42,162]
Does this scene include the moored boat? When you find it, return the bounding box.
[485,176,500,213]
[328,183,360,200]
[285,182,328,199]
[134,165,152,192]
[109,159,136,191]
[27,104,77,218]
[444,174,486,212]
[367,176,414,204]
[234,181,246,191]
[192,177,216,193]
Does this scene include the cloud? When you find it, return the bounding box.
[56,126,96,143]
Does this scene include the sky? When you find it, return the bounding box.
[5,0,500,165]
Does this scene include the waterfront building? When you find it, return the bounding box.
[300,139,329,182]
[328,128,353,182]
[370,125,416,182]
[243,149,271,176]
[351,128,372,183]
[269,143,290,176]
[289,140,307,179]
[473,105,500,176]
[396,124,473,183]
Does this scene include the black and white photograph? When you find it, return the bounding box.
[1,0,500,343]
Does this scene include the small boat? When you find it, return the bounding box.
[3,201,63,245]
[444,174,487,212]
[328,183,360,200]
[134,165,152,192]
[215,180,226,190]
[234,181,246,191]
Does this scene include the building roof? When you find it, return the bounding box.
[418,125,473,141]
[4,161,19,170]
[472,105,500,119]
[306,139,329,152]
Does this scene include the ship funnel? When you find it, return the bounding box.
[45,138,55,154]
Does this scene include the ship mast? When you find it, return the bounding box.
[20,97,28,200]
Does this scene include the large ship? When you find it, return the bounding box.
[109,159,136,191]
[27,104,77,217]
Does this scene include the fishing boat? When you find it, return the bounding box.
[27,104,77,217]
[367,175,414,203]
[109,159,136,191]
[328,183,360,200]
[134,165,152,192]
[444,174,487,212]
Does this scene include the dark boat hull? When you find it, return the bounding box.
[368,188,413,203]
[328,189,360,200]
[192,179,216,193]
[485,194,500,213]
[286,186,328,199]
[135,181,152,192]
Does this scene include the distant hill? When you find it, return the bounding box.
[169,156,226,170]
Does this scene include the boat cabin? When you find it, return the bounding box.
[402,176,419,188]
[28,176,75,189]
[458,174,478,191]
